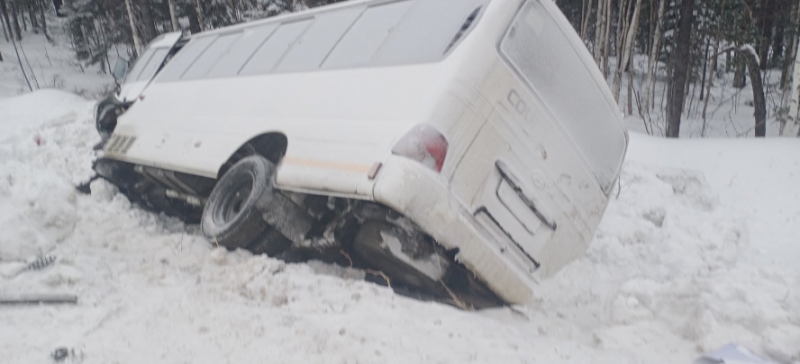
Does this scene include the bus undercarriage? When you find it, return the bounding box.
[92,157,503,309]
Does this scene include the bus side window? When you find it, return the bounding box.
[183,32,244,80]
[277,7,364,73]
[208,24,279,78]
[239,19,312,76]
[158,36,217,82]
[322,1,414,69]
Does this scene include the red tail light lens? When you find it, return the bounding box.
[391,124,449,173]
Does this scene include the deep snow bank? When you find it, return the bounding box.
[0,91,798,364]
[529,135,800,363]
[0,90,96,261]
[0,90,94,144]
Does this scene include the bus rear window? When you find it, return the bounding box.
[500,0,626,191]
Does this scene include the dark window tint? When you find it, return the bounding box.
[277,6,364,72]
[158,36,217,82]
[183,32,244,80]
[207,24,279,78]
[322,1,414,69]
[239,19,312,76]
[371,0,488,66]
[127,47,169,83]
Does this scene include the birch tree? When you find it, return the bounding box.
[641,0,665,118]
[168,0,179,32]
[612,0,642,102]
[783,35,800,136]
[779,0,800,137]
[195,0,206,31]
[593,0,607,65]
[125,0,142,55]
[702,0,726,136]
[580,0,595,41]
[602,0,611,76]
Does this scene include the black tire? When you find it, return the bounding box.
[202,155,285,252]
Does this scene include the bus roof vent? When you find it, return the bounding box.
[444,6,483,55]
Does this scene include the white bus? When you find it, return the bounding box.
[95,0,628,306]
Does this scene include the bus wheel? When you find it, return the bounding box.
[202,155,286,254]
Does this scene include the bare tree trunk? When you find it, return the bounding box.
[15,0,24,31]
[666,0,695,138]
[613,0,642,101]
[733,19,747,88]
[195,0,205,31]
[781,0,800,90]
[188,3,201,33]
[602,0,611,77]
[0,0,12,40]
[726,49,732,72]
[628,55,634,114]
[757,0,774,70]
[733,54,747,88]
[740,47,767,137]
[702,0,726,135]
[125,0,142,55]
[0,0,32,91]
[642,0,665,118]
[615,0,631,65]
[168,0,178,32]
[699,36,710,101]
[581,0,595,41]
[782,1,800,137]
[9,0,20,41]
[773,5,787,69]
[39,0,49,41]
[0,1,8,42]
[27,0,38,33]
[594,0,606,64]
[138,0,157,43]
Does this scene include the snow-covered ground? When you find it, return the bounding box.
[0,33,115,100]
[0,89,798,363]
[617,54,792,138]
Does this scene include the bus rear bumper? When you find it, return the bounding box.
[373,156,538,305]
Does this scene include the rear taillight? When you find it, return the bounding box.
[391,125,449,173]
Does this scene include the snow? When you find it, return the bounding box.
[0,90,93,143]
[0,89,798,363]
[740,44,761,66]
[2,24,799,364]
[0,32,115,100]
[617,54,793,138]
[380,231,447,280]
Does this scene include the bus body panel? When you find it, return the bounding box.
[101,0,627,303]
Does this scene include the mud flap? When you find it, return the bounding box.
[259,191,314,244]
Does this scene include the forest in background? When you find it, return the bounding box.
[1,0,799,137]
